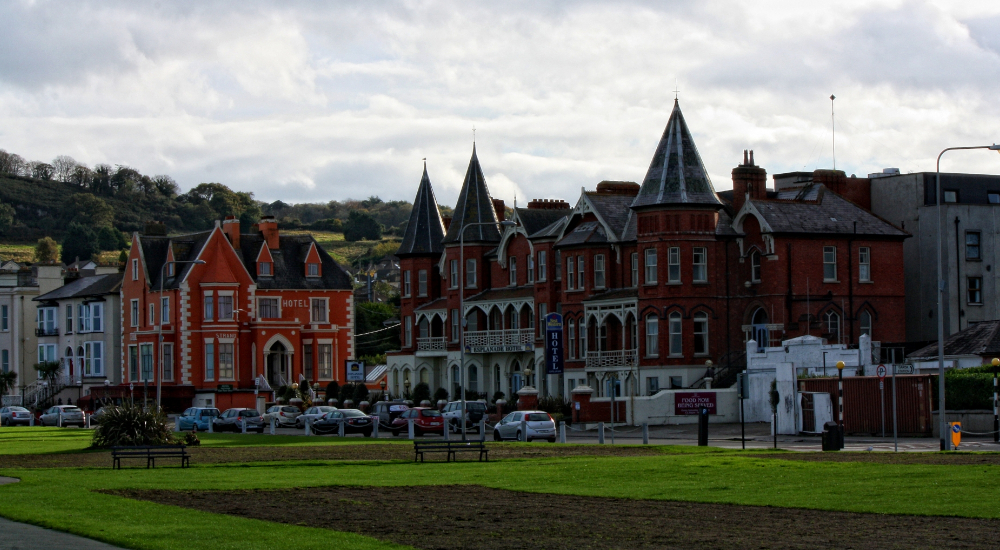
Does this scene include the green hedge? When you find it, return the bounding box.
[932,370,999,410]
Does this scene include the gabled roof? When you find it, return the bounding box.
[139,231,212,290]
[35,273,122,302]
[908,320,1000,360]
[514,207,572,237]
[397,163,446,256]
[442,145,501,244]
[632,100,721,209]
[237,234,352,290]
[556,190,637,248]
[740,185,908,237]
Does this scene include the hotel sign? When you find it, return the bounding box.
[545,313,564,375]
[467,343,534,354]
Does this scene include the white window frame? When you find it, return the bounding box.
[631,252,638,287]
[149,303,155,326]
[644,248,657,284]
[568,319,576,359]
[204,340,215,381]
[91,303,103,332]
[645,315,658,357]
[130,299,139,328]
[218,342,235,380]
[132,259,139,281]
[693,312,709,356]
[667,247,681,283]
[450,259,459,289]
[403,270,411,297]
[527,255,534,284]
[310,298,328,323]
[203,292,214,320]
[594,254,605,289]
[404,316,412,347]
[537,302,547,338]
[537,251,547,282]
[318,343,333,379]
[259,261,272,276]
[450,309,459,342]
[823,246,838,282]
[140,343,154,382]
[509,256,517,286]
[161,342,173,381]
[859,247,871,282]
[258,297,281,319]
[859,311,872,337]
[466,259,477,288]
[825,310,841,343]
[577,256,585,290]
[161,296,170,324]
[566,257,575,290]
[750,250,761,283]
[692,247,707,283]
[418,269,427,297]
[307,263,319,277]
[668,312,682,357]
[218,292,235,321]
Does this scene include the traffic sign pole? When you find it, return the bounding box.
[877,364,887,438]
[892,365,898,452]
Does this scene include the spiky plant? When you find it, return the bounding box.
[91,403,175,448]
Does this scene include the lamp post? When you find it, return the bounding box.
[458,218,516,441]
[404,378,411,402]
[836,360,845,450]
[157,259,206,411]
[936,144,1000,450]
[103,379,110,407]
[379,377,387,400]
[993,358,999,444]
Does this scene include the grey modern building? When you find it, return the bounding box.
[869,171,1000,343]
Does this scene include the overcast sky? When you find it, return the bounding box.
[2,1,1000,207]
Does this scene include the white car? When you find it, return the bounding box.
[262,405,301,427]
[493,410,556,442]
[39,405,86,427]
[0,406,32,426]
[295,406,337,428]
[441,401,488,433]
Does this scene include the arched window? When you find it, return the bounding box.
[693,312,709,355]
[825,310,841,343]
[392,370,399,396]
[468,366,478,392]
[419,318,429,339]
[645,315,659,356]
[567,319,576,359]
[579,317,587,357]
[750,250,761,282]
[669,312,683,356]
[859,311,872,337]
[420,368,429,384]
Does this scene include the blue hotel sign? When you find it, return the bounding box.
[545,313,564,375]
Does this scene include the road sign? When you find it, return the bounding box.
[345,361,365,382]
[876,364,887,380]
[894,364,914,375]
[544,313,564,375]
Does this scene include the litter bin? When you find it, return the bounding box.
[822,421,841,451]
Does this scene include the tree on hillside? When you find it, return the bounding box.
[35,237,59,263]
[61,223,99,264]
[355,301,399,359]
[152,175,179,198]
[343,211,383,242]
[97,226,128,251]
[0,202,14,235]
[52,155,79,182]
[30,161,54,180]
[68,194,114,228]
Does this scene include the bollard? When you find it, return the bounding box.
[520,417,528,442]
[84,413,90,429]
[241,417,247,434]
[338,418,345,437]
[598,422,605,444]
[58,410,63,428]
[642,422,649,445]
[408,418,415,440]
[30,413,34,427]
[443,420,450,440]
[480,418,486,442]
[372,417,379,438]
[305,418,312,436]
[208,418,213,433]
[698,408,709,446]
[174,416,181,432]
[559,421,566,443]
[270,417,276,435]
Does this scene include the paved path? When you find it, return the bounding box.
[0,477,126,550]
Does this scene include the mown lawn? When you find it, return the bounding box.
[0,242,38,262]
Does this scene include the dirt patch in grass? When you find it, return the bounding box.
[751,452,1000,466]
[2,441,661,468]
[110,484,1000,549]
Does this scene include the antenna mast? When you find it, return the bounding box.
[830,94,836,170]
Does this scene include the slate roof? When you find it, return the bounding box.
[140,231,212,290]
[632,100,722,208]
[238,235,353,290]
[397,163,446,256]
[556,191,638,248]
[414,297,448,312]
[528,216,570,240]
[584,288,638,302]
[748,185,908,237]
[35,273,122,302]
[908,320,1000,360]
[514,207,571,236]
[442,145,501,244]
[464,286,535,303]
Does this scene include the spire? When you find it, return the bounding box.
[443,145,501,243]
[632,100,721,209]
[397,162,446,256]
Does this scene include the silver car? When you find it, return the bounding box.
[0,406,33,426]
[493,410,556,442]
[295,406,337,428]
[39,405,86,427]
[262,405,301,427]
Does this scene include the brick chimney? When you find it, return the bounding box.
[258,215,279,249]
[527,198,571,210]
[441,216,452,231]
[731,150,767,214]
[595,181,640,196]
[492,199,506,222]
[221,216,240,248]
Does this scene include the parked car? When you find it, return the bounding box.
[312,409,374,436]
[262,405,302,428]
[493,411,556,442]
[370,401,409,427]
[90,406,108,425]
[295,406,338,428]
[390,407,444,436]
[39,405,86,427]
[441,400,488,433]
[175,407,221,431]
[0,406,32,426]
[213,408,265,433]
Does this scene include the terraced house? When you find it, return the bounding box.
[388,100,908,403]
[120,216,354,412]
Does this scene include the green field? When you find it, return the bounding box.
[0,243,37,263]
[2,428,999,549]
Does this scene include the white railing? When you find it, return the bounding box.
[1,395,22,407]
[465,329,534,348]
[586,349,638,368]
[417,337,447,352]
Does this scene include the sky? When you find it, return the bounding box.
[2,0,1000,208]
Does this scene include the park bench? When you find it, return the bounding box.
[413,439,489,463]
[111,445,190,469]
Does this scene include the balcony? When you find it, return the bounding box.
[586,349,638,369]
[416,336,447,355]
[465,329,534,353]
[35,327,59,337]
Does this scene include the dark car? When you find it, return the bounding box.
[312,409,374,436]
[213,408,265,433]
[370,400,409,427]
[390,407,444,437]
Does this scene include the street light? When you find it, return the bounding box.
[836,360,845,450]
[157,259,206,410]
[936,144,1000,450]
[458,218,516,441]
[379,377,387,400]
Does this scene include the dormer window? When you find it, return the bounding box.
[307,263,319,277]
[167,263,175,277]
[259,262,272,276]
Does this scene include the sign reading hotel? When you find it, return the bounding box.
[345,360,365,382]
[674,392,717,415]
[545,313,564,375]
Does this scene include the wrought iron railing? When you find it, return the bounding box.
[585,349,638,368]
[464,329,534,347]
[417,336,447,352]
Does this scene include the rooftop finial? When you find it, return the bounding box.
[673,79,679,101]
[472,125,476,144]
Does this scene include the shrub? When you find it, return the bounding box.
[353,382,370,403]
[943,370,995,410]
[433,387,449,402]
[91,403,175,448]
[538,395,572,418]
[325,381,339,401]
[412,382,431,404]
[492,391,506,403]
[183,431,201,446]
[339,383,356,405]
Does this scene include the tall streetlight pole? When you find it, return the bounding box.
[458,219,515,441]
[158,259,205,410]
[936,145,1000,450]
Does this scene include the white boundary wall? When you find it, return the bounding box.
[622,389,739,425]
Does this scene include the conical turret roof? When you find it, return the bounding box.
[632,100,721,209]
[443,145,501,243]
[397,163,446,256]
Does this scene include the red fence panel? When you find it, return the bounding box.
[800,375,933,436]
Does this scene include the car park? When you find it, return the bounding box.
[213,408,265,433]
[262,405,301,427]
[176,407,221,431]
[312,409,374,436]
[441,400,487,433]
[0,406,32,426]
[295,406,337,428]
[493,410,556,442]
[39,405,86,427]
[370,401,409,427]
[390,407,444,436]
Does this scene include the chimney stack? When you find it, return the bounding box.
[221,215,240,248]
[731,150,767,214]
[492,199,506,222]
[258,215,279,249]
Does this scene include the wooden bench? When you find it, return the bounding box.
[414,440,488,463]
[112,445,190,469]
